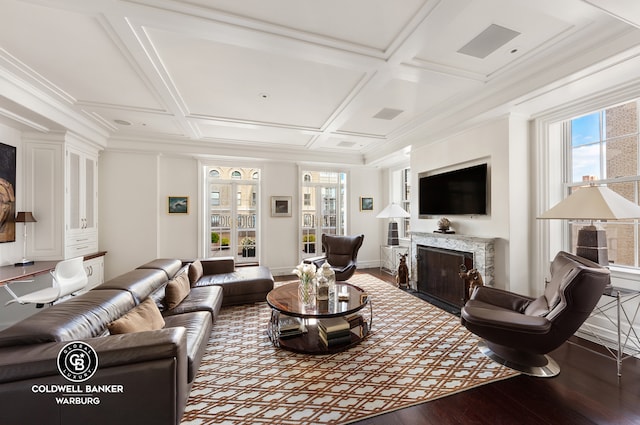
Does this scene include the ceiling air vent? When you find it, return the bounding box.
[373,108,404,120]
[457,24,520,59]
[338,141,357,148]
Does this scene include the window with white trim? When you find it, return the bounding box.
[565,99,640,267]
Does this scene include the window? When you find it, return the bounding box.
[401,167,411,238]
[566,100,640,267]
[211,191,220,206]
[299,170,347,258]
[205,166,259,264]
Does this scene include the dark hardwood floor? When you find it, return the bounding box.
[345,268,640,425]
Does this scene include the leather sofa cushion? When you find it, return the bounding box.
[136,258,183,280]
[192,265,274,306]
[108,298,166,335]
[188,260,203,286]
[164,311,212,382]
[0,290,135,346]
[97,269,168,304]
[163,286,223,321]
[165,270,191,309]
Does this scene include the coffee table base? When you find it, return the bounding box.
[268,311,371,354]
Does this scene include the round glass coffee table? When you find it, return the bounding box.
[266,282,372,354]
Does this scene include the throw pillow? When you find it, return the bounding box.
[188,260,203,287]
[108,298,165,335]
[165,271,191,309]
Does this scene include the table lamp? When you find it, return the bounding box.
[376,202,410,246]
[15,211,36,267]
[538,184,640,265]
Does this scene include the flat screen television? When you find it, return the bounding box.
[419,163,488,216]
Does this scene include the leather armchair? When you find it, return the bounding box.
[460,251,610,377]
[305,234,364,281]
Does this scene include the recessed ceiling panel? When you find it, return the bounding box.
[582,0,640,28]
[197,122,312,146]
[415,0,572,77]
[0,1,162,110]
[148,28,364,129]
[457,24,521,59]
[338,77,475,136]
[87,106,186,136]
[184,0,427,51]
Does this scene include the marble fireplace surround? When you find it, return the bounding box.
[410,232,496,291]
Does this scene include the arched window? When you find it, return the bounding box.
[209,169,220,178]
[303,173,312,182]
[252,171,259,180]
[231,170,242,179]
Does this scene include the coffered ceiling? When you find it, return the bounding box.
[1,0,639,164]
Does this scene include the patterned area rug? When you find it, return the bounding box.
[181,274,518,425]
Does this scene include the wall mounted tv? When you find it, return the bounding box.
[419,163,488,216]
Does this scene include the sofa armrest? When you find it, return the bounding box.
[469,285,535,313]
[461,305,551,334]
[303,255,326,265]
[200,257,235,275]
[0,327,187,384]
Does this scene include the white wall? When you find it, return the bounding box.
[99,154,384,279]
[348,167,384,268]
[99,151,161,280]
[410,115,530,293]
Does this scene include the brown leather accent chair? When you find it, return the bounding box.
[461,251,610,377]
[305,234,364,281]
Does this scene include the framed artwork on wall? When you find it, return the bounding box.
[271,196,292,217]
[0,143,16,243]
[360,196,373,212]
[168,196,189,214]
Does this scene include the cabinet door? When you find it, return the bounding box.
[67,149,98,234]
[84,156,96,230]
[68,150,82,231]
[83,256,104,291]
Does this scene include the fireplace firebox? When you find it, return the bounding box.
[416,245,473,309]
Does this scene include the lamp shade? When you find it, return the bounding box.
[538,185,640,220]
[15,211,37,223]
[376,203,410,219]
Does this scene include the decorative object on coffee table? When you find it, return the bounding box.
[317,260,336,293]
[316,275,329,301]
[292,262,316,307]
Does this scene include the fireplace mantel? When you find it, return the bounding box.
[410,232,496,289]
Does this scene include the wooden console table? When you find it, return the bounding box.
[0,252,107,287]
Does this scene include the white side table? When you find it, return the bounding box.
[379,245,409,276]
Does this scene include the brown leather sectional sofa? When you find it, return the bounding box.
[0,257,274,425]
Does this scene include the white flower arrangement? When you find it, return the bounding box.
[292,262,316,281]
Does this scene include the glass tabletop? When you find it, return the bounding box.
[266,281,369,319]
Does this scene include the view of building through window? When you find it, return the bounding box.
[207,166,259,264]
[568,100,639,267]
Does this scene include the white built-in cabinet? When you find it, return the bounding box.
[23,132,102,283]
[83,255,104,290]
[65,146,98,258]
